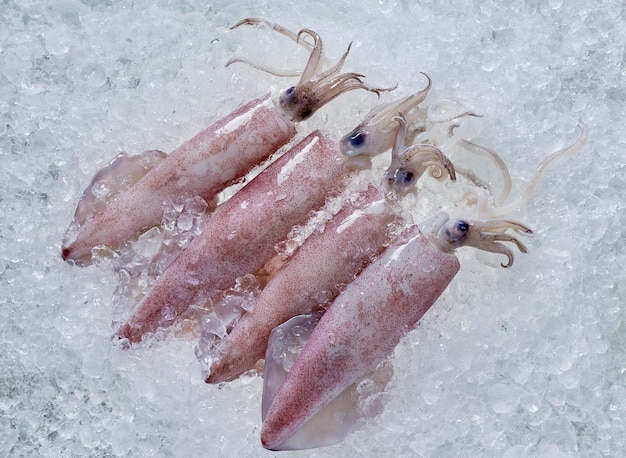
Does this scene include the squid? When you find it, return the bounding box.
[258,127,587,450]
[260,216,530,450]
[61,19,390,266]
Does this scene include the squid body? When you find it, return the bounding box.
[62,95,295,266]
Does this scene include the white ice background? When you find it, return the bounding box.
[1,0,625,456]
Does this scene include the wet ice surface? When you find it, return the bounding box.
[1,0,625,456]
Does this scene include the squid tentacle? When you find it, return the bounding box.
[426,99,483,124]
[229,19,395,122]
[466,222,531,267]
[297,29,324,83]
[472,125,588,219]
[424,215,532,268]
[225,58,303,78]
[230,18,318,57]
[457,139,513,206]
[364,74,431,132]
[474,239,516,268]
[226,19,315,77]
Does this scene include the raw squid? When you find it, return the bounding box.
[259,127,587,450]
[62,19,389,266]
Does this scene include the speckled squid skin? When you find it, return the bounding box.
[260,227,460,451]
[206,184,402,384]
[62,94,296,265]
[118,130,349,344]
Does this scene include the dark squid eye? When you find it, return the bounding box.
[349,131,366,147]
[456,221,469,233]
[280,86,297,105]
[392,168,415,188]
[445,220,470,243]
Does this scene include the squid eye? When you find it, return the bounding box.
[392,168,415,188]
[456,221,469,233]
[340,130,370,157]
[280,86,297,105]
[445,219,470,243]
[349,131,366,147]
